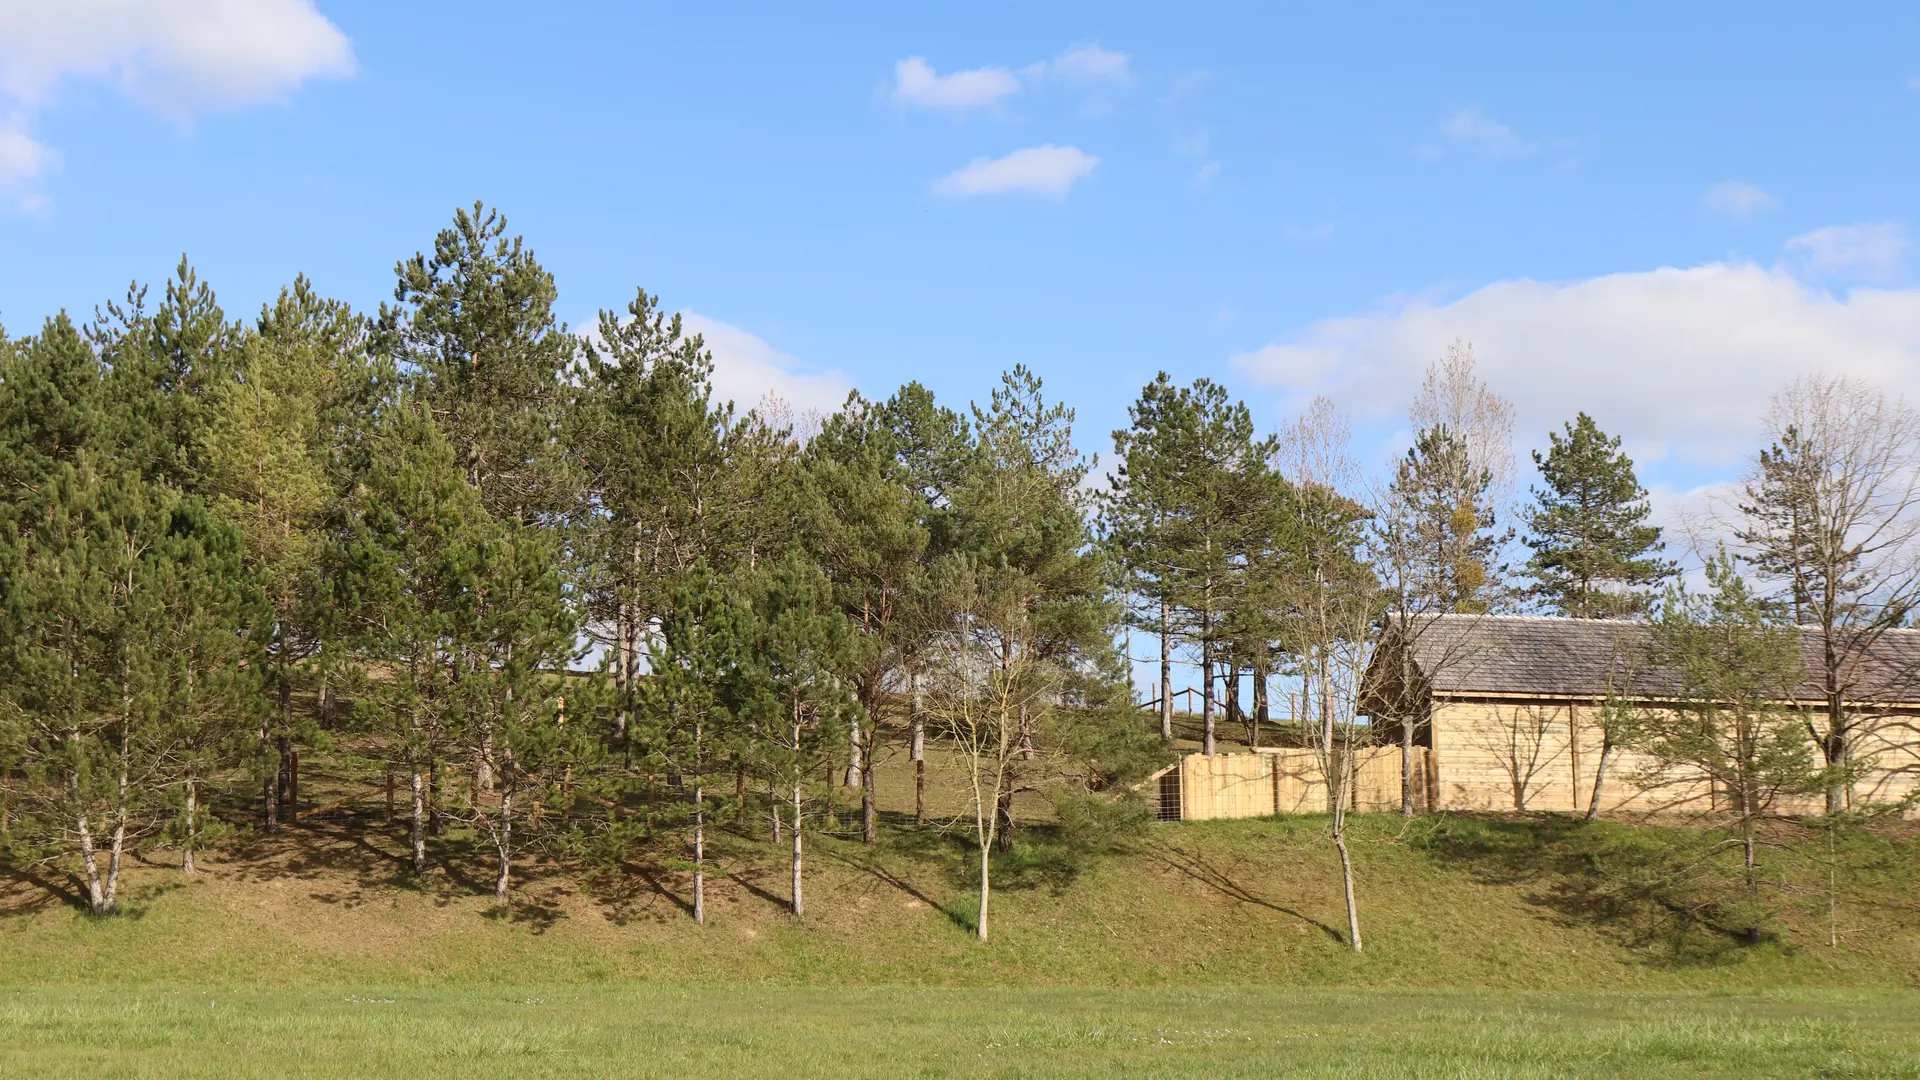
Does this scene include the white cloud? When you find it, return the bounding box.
[0,0,353,205]
[0,0,353,112]
[1193,161,1221,187]
[1433,106,1585,164]
[892,43,1130,115]
[1785,220,1908,281]
[1443,107,1526,158]
[1035,43,1130,83]
[0,121,55,189]
[1703,180,1778,222]
[932,144,1098,198]
[891,56,1020,112]
[1232,262,1920,470]
[680,312,853,418]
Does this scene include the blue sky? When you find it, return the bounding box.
[6,2,1920,520]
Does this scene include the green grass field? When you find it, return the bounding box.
[3,737,1917,1076]
[4,986,1918,1079]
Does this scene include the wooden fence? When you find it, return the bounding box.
[1145,747,1430,822]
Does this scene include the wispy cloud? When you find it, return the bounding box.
[892,43,1131,114]
[0,0,353,209]
[1784,220,1909,281]
[1030,43,1131,84]
[1443,107,1526,158]
[891,56,1020,112]
[933,144,1099,198]
[1703,180,1779,222]
[1430,107,1586,165]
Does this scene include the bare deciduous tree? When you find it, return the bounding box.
[1735,374,1920,813]
[1274,398,1376,950]
[1410,339,1517,497]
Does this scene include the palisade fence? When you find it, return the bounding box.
[1144,747,1430,822]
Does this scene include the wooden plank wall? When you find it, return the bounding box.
[1176,748,1427,821]
[1431,700,1920,815]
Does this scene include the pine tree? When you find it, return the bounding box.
[1633,554,1824,884]
[206,278,371,828]
[0,313,102,501]
[727,554,863,918]
[1106,373,1196,741]
[383,203,579,525]
[91,260,244,493]
[0,458,263,910]
[135,499,271,875]
[799,391,948,843]
[327,402,492,874]
[641,565,743,923]
[1526,412,1673,617]
[955,366,1116,850]
[1157,379,1274,754]
[579,288,707,747]
[1381,425,1510,615]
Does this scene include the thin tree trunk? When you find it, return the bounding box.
[1824,701,1848,814]
[1252,660,1268,749]
[77,799,106,915]
[911,674,927,826]
[1159,599,1174,741]
[845,717,862,788]
[770,780,783,842]
[693,716,705,925]
[104,761,127,914]
[1334,823,1363,953]
[428,756,443,837]
[1201,635,1216,756]
[494,778,513,905]
[477,724,496,796]
[182,777,198,875]
[693,789,706,925]
[861,756,877,845]
[994,769,1014,854]
[790,782,805,918]
[977,825,992,942]
[409,709,429,873]
[1400,714,1416,818]
[1584,732,1613,824]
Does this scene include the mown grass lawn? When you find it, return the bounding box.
[2,986,1916,1079]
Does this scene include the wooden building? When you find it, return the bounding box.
[1364,614,1920,815]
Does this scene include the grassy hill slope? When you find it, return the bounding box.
[3,798,1915,991]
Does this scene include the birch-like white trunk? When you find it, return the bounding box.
[789,782,804,918]
[182,777,198,875]
[1584,735,1613,824]
[494,781,513,904]
[693,716,705,925]
[409,741,428,873]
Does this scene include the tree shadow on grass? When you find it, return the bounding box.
[0,862,86,916]
[1408,812,1786,967]
[481,889,566,933]
[820,842,971,933]
[1141,839,1347,943]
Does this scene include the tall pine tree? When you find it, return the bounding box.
[1525,412,1673,617]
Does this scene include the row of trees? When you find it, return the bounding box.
[3,203,1914,945]
[0,206,1139,932]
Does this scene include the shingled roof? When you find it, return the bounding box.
[1379,614,1920,705]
